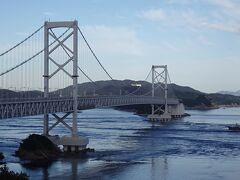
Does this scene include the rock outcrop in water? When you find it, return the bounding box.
[0,152,4,165]
[15,134,61,162]
[0,152,4,161]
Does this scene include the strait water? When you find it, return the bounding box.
[1,107,240,180]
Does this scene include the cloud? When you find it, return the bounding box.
[160,41,182,52]
[202,22,240,33]
[77,25,145,80]
[167,0,195,5]
[209,0,240,15]
[43,11,57,16]
[139,8,166,21]
[15,32,28,36]
[182,10,240,33]
[197,36,214,45]
[139,1,240,33]
[81,25,144,57]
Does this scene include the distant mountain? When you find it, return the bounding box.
[0,89,43,99]
[217,90,240,96]
[1,80,240,109]
[207,93,240,106]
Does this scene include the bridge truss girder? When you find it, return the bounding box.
[0,96,179,119]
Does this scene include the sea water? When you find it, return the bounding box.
[1,107,240,180]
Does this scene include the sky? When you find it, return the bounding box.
[1,0,240,93]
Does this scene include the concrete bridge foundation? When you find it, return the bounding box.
[148,113,172,122]
[48,135,89,153]
[147,103,185,122]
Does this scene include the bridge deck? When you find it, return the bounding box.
[0,96,179,119]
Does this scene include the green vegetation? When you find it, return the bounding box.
[74,80,240,108]
[0,165,28,180]
[207,93,240,106]
[15,134,61,162]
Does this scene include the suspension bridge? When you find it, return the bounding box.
[0,21,184,152]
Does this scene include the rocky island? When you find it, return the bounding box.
[15,134,61,164]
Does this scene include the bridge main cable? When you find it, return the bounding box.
[77,26,114,80]
[125,68,152,96]
[0,25,44,57]
[0,26,71,77]
[49,29,98,86]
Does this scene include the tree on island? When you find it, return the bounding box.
[0,165,28,180]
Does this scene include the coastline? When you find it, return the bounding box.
[185,104,240,110]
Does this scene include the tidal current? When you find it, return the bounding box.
[1,107,240,180]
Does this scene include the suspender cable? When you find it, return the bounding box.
[49,29,98,86]
[0,25,44,57]
[77,26,114,80]
[125,68,152,96]
[0,27,71,77]
[167,71,177,99]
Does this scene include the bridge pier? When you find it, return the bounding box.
[148,103,185,122]
[147,65,185,122]
[48,135,89,153]
[168,103,185,118]
[148,113,171,122]
[148,65,172,122]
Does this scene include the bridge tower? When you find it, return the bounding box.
[43,21,88,152]
[148,65,171,122]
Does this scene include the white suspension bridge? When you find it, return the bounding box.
[0,21,184,152]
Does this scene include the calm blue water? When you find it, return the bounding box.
[1,107,240,180]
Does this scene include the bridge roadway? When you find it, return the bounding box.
[0,96,179,119]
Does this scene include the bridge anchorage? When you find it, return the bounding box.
[147,65,185,122]
[43,21,88,152]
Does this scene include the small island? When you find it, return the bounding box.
[15,134,61,164]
